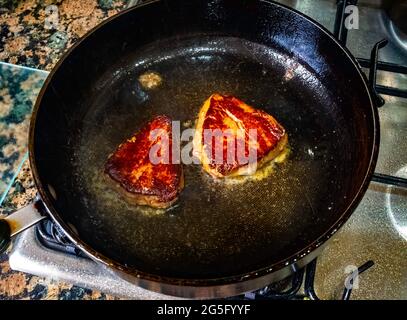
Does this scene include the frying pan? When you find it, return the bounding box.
[0,0,379,298]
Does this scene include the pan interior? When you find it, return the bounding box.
[58,35,353,278]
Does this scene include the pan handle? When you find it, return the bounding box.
[0,200,46,254]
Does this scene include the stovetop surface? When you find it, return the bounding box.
[3,0,407,299]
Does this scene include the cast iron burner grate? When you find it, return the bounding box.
[237,259,374,300]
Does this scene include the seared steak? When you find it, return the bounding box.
[105,115,183,208]
[193,93,288,178]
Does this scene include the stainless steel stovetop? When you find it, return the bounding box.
[7,0,407,299]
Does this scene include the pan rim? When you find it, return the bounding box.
[28,0,379,290]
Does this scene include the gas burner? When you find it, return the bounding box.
[388,22,407,52]
[386,167,407,242]
[36,219,86,257]
[383,1,407,52]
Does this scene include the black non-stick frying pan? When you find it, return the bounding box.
[0,0,379,298]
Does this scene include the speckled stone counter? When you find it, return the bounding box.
[0,0,129,300]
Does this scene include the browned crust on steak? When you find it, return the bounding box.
[104,115,184,209]
[193,93,288,178]
[104,171,184,209]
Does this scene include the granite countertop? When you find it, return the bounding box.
[0,0,129,300]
